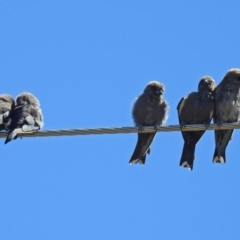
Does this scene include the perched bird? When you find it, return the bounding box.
[213,68,240,163]
[5,92,43,144]
[0,94,15,131]
[129,81,168,165]
[177,76,216,170]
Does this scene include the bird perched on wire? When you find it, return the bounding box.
[129,81,168,165]
[213,68,240,163]
[5,92,44,144]
[0,94,15,131]
[177,76,216,170]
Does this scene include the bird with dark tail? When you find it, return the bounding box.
[213,68,240,163]
[5,92,44,144]
[177,76,216,170]
[129,81,168,165]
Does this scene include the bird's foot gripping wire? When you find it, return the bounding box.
[138,124,144,133]
[154,124,160,131]
[180,122,186,130]
[217,121,223,129]
[203,122,210,130]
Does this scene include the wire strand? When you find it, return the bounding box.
[0,122,239,138]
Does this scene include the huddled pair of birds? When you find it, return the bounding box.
[0,92,43,144]
[129,68,240,170]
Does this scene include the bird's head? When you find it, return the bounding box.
[16,92,40,107]
[224,68,240,84]
[144,81,165,99]
[0,94,15,106]
[198,76,216,93]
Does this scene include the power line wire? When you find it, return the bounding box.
[0,122,239,138]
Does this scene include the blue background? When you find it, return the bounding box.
[1,1,240,239]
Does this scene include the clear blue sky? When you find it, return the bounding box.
[1,1,240,239]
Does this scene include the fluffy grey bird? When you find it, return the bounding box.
[129,81,168,165]
[0,94,15,131]
[213,68,240,163]
[5,92,43,144]
[177,76,216,170]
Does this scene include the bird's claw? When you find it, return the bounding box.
[203,122,209,129]
[154,124,160,130]
[217,122,223,129]
[180,122,186,130]
[138,125,144,133]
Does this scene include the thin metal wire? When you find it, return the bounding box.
[0,122,239,138]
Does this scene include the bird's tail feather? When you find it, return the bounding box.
[5,129,18,144]
[213,147,225,163]
[138,148,151,164]
[179,143,196,170]
[213,130,233,163]
[129,133,155,165]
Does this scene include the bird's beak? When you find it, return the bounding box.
[156,90,163,95]
[204,79,209,85]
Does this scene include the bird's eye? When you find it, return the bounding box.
[155,89,163,95]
